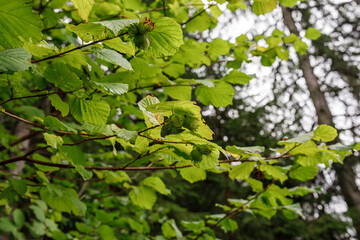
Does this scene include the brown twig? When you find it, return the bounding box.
[181,4,216,26]
[0,90,75,106]
[162,0,167,16]
[30,32,128,64]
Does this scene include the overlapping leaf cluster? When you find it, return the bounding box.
[0,0,358,239]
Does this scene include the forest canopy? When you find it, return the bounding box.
[0,0,359,239]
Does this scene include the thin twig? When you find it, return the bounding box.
[162,0,167,16]
[181,4,216,26]
[0,90,75,106]
[30,32,128,64]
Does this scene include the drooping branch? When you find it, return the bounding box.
[0,90,76,106]
[0,155,293,171]
[30,32,128,64]
[181,4,216,26]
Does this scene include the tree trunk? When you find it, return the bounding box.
[11,121,31,175]
[281,6,360,237]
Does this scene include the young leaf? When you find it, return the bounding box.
[44,133,64,149]
[305,27,321,40]
[142,176,170,195]
[48,94,69,117]
[313,124,337,142]
[195,81,234,107]
[179,166,207,183]
[71,0,94,22]
[229,162,256,180]
[129,186,157,209]
[146,17,184,57]
[252,0,277,15]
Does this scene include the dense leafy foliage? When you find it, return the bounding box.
[0,0,358,239]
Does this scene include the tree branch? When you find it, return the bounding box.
[30,32,128,64]
[181,4,216,26]
[0,90,76,106]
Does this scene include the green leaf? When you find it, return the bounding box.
[279,0,298,7]
[44,116,78,133]
[283,33,299,44]
[328,143,359,151]
[52,231,67,240]
[226,145,265,154]
[44,63,83,91]
[207,38,232,59]
[195,81,234,107]
[75,165,93,180]
[95,19,139,35]
[103,38,135,55]
[146,17,184,57]
[23,40,56,57]
[197,148,220,170]
[305,27,321,40]
[0,48,31,72]
[278,132,314,145]
[129,186,157,209]
[246,178,263,192]
[222,70,253,84]
[13,209,25,228]
[219,218,238,232]
[0,0,42,48]
[66,23,106,42]
[128,219,144,233]
[0,218,17,233]
[98,224,115,240]
[94,171,130,184]
[76,222,93,234]
[293,40,308,55]
[44,133,64,149]
[29,221,46,237]
[162,221,176,238]
[283,203,305,219]
[138,95,161,125]
[163,84,192,101]
[92,48,133,71]
[70,98,110,125]
[179,166,206,183]
[29,205,46,222]
[40,186,86,216]
[10,179,27,195]
[162,63,185,78]
[289,165,318,181]
[252,0,277,15]
[71,0,94,21]
[313,124,337,142]
[259,164,288,183]
[161,219,182,238]
[92,81,128,95]
[142,176,170,195]
[275,47,289,60]
[289,186,316,196]
[185,11,211,33]
[229,162,256,180]
[48,94,69,117]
